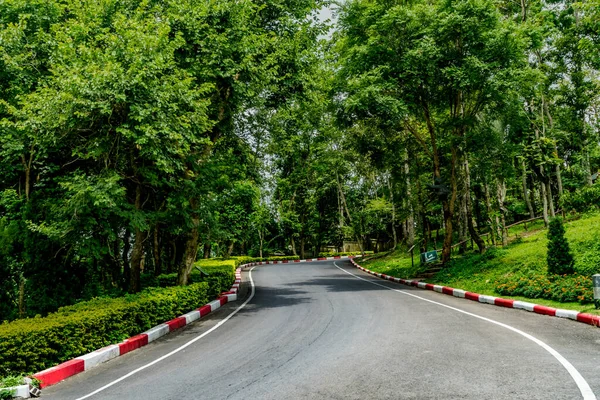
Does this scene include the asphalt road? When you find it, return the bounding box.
[42,260,600,400]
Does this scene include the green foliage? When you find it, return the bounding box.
[0,282,211,376]
[495,273,593,304]
[560,184,600,213]
[547,218,574,275]
[0,376,22,387]
[230,255,302,265]
[149,259,237,298]
[0,389,14,400]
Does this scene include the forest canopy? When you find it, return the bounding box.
[1,0,599,321]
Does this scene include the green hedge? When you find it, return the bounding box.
[495,272,593,304]
[150,260,237,299]
[0,282,211,376]
[317,251,373,257]
[231,255,300,265]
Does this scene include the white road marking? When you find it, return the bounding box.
[333,262,596,400]
[75,267,257,400]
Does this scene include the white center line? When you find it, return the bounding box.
[75,267,257,400]
[333,262,596,400]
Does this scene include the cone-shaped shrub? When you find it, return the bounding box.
[547,218,574,275]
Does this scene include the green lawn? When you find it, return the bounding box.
[360,212,600,315]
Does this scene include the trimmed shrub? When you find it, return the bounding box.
[317,251,373,257]
[495,272,593,304]
[231,255,300,265]
[0,282,211,376]
[144,259,237,297]
[547,218,574,275]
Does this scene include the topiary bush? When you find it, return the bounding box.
[547,218,574,275]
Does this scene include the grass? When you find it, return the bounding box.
[360,212,600,315]
[358,249,424,279]
[0,376,22,388]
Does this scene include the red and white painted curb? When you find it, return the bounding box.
[349,258,600,328]
[22,268,244,392]
[243,255,352,266]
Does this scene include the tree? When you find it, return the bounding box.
[336,0,525,262]
[547,218,574,275]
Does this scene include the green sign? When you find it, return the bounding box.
[420,250,438,264]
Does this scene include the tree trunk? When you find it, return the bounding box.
[404,154,415,247]
[529,177,538,216]
[521,160,535,218]
[203,243,211,259]
[421,214,429,252]
[458,190,468,254]
[129,227,144,293]
[546,180,555,218]
[337,172,364,253]
[441,147,458,263]
[226,241,235,257]
[497,179,508,246]
[129,184,144,293]
[388,177,398,250]
[177,198,200,286]
[122,229,131,290]
[21,151,34,202]
[553,143,563,198]
[540,180,549,226]
[520,0,527,21]
[484,183,496,246]
[300,236,305,259]
[291,237,297,256]
[153,225,161,276]
[464,157,485,253]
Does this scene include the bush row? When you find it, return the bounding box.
[0,281,217,376]
[317,251,373,257]
[142,259,237,299]
[495,272,593,304]
[231,255,300,265]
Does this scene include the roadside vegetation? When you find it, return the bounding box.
[1,0,600,389]
[360,213,600,315]
[0,259,239,378]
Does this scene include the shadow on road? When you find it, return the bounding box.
[237,285,313,315]
[283,275,395,293]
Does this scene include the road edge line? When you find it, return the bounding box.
[335,262,596,400]
[348,258,600,328]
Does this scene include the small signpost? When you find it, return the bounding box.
[593,274,600,309]
[408,244,417,269]
[420,250,439,265]
[195,266,210,278]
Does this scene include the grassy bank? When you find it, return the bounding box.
[359,213,600,315]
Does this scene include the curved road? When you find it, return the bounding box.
[43,260,600,399]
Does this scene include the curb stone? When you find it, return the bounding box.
[349,258,600,329]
